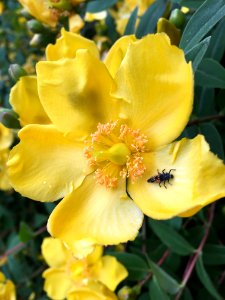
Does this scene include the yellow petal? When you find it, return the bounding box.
[37,51,117,139]
[0,124,13,151]
[69,15,85,33]
[43,268,72,300]
[70,239,96,259]
[91,255,128,291]
[7,124,87,201]
[41,237,68,268]
[18,0,57,27]
[128,135,225,219]
[104,35,136,78]
[0,149,12,191]
[111,33,193,150]
[86,245,103,265]
[9,76,50,126]
[46,29,99,61]
[48,175,143,245]
[0,272,16,300]
[68,280,117,300]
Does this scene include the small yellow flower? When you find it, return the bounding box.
[18,0,86,28]
[7,30,225,248]
[0,272,16,300]
[41,237,127,299]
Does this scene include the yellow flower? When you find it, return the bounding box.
[0,2,4,14]
[18,0,58,27]
[7,30,225,248]
[0,272,16,300]
[41,237,127,299]
[18,0,86,28]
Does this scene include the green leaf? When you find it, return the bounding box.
[19,222,34,243]
[203,244,225,265]
[197,88,216,117]
[149,219,194,256]
[195,58,225,89]
[136,0,167,38]
[86,0,117,13]
[149,277,170,300]
[180,0,225,52]
[124,7,138,35]
[206,17,225,61]
[149,259,181,295]
[107,252,149,281]
[199,123,224,159]
[196,256,223,300]
[185,36,211,72]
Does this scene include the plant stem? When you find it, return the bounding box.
[0,225,46,260]
[175,204,215,300]
[188,115,225,126]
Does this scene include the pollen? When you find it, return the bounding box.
[84,121,148,188]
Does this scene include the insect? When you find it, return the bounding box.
[147,169,175,188]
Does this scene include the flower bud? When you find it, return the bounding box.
[169,9,185,29]
[27,20,47,33]
[0,109,20,129]
[8,64,27,82]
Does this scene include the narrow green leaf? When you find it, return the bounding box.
[136,0,167,38]
[19,222,34,243]
[196,256,223,300]
[149,259,181,295]
[203,244,225,265]
[206,17,225,61]
[185,36,211,72]
[86,0,117,13]
[195,58,225,89]
[149,277,170,300]
[107,252,149,281]
[180,0,225,52]
[199,123,224,159]
[124,7,138,35]
[149,219,194,256]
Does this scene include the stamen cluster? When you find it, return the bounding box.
[84,121,148,188]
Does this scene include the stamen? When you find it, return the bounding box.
[84,121,148,188]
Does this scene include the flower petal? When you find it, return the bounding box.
[42,237,68,268]
[104,35,136,78]
[68,280,117,300]
[48,176,143,245]
[0,149,12,191]
[9,76,50,126]
[128,135,225,219]
[37,51,117,139]
[46,29,99,61]
[7,124,87,201]
[91,255,128,291]
[43,268,72,300]
[18,0,57,27]
[0,124,13,151]
[111,33,193,150]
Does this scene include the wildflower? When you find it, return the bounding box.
[0,272,16,300]
[18,0,85,30]
[8,30,225,248]
[41,237,127,299]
